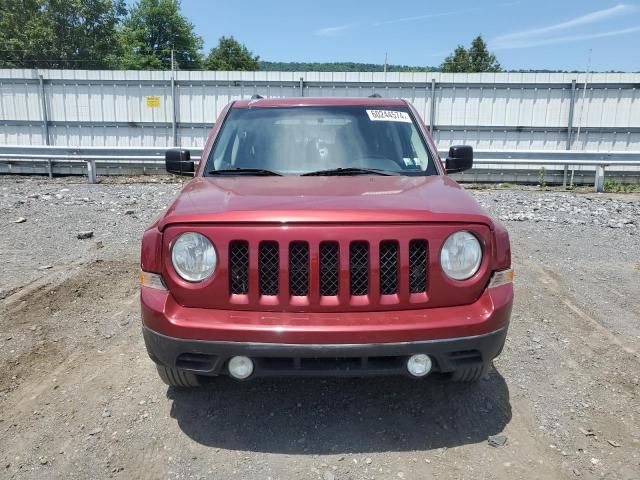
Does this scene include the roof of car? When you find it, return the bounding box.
[232,97,407,108]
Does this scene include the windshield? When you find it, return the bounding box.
[205,106,438,176]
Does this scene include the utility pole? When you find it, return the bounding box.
[383,52,388,73]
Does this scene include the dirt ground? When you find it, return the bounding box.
[0,177,639,480]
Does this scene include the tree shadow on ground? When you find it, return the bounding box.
[167,369,511,454]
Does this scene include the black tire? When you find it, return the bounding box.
[450,362,492,382]
[155,365,200,387]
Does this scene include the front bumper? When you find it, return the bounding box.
[141,283,512,378]
[141,283,512,344]
[143,323,508,377]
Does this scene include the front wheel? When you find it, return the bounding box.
[450,362,492,382]
[156,365,200,387]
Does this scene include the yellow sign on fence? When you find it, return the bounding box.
[145,96,161,108]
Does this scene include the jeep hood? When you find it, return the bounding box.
[158,175,493,229]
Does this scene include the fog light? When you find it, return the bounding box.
[228,356,254,380]
[406,354,432,377]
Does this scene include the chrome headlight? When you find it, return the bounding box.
[171,232,217,282]
[440,231,482,280]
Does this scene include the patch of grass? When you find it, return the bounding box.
[603,179,640,193]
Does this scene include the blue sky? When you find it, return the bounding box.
[178,0,640,71]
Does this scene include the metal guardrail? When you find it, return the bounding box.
[0,145,203,182]
[1,145,639,191]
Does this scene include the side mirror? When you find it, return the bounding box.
[165,149,194,176]
[445,145,473,173]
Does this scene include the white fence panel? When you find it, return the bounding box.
[0,69,639,151]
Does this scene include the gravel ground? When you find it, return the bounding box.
[0,176,639,480]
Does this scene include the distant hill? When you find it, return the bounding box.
[257,61,630,74]
[259,61,437,72]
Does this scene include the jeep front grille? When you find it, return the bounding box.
[228,239,428,303]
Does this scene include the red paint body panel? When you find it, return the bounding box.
[140,226,163,273]
[141,283,512,344]
[157,176,492,229]
[492,221,512,270]
[140,98,513,348]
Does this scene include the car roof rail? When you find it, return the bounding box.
[368,93,382,98]
[250,94,264,100]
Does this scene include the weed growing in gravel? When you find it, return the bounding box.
[538,167,546,189]
[603,180,640,193]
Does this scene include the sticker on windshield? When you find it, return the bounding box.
[366,110,412,123]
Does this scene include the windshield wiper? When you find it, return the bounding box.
[301,167,397,176]
[207,168,282,176]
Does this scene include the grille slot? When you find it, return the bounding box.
[229,241,249,294]
[350,242,369,296]
[319,242,339,296]
[259,241,279,295]
[409,240,428,293]
[379,241,399,295]
[289,242,309,296]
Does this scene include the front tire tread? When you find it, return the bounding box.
[156,365,200,387]
[451,362,492,382]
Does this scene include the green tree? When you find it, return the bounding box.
[440,46,471,73]
[0,0,126,68]
[205,36,259,71]
[119,0,203,70]
[468,36,501,72]
[440,36,501,73]
[0,0,48,67]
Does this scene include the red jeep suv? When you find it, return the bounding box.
[140,97,513,387]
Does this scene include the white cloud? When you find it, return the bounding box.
[315,23,356,37]
[373,7,481,27]
[491,3,639,49]
[493,25,640,49]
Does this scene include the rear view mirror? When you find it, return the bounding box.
[165,149,194,176]
[445,145,473,173]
